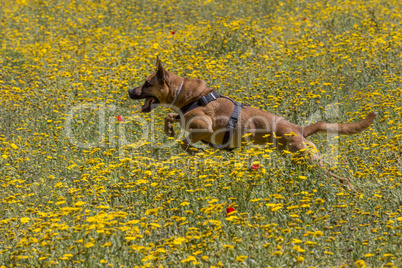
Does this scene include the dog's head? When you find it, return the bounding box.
[128,57,172,112]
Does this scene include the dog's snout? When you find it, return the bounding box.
[128,87,139,99]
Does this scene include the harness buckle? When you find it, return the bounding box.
[227,120,237,129]
[211,92,218,100]
[200,92,218,106]
[200,96,208,106]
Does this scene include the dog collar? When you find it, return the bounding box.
[170,79,184,107]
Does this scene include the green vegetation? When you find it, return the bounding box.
[0,0,401,267]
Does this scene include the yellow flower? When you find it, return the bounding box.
[173,237,186,245]
[54,182,63,188]
[235,256,248,262]
[142,254,154,262]
[314,198,325,204]
[304,241,317,246]
[20,217,30,224]
[292,245,306,253]
[102,242,112,247]
[10,143,18,150]
[313,230,324,237]
[266,203,283,212]
[355,260,367,268]
[181,256,197,263]
[74,201,86,207]
[234,162,243,169]
[149,223,161,228]
[149,249,163,256]
[84,242,95,248]
[193,250,202,256]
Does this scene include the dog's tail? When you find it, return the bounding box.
[302,112,377,138]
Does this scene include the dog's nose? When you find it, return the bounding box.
[128,89,135,99]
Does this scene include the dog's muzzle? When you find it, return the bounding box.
[128,88,138,99]
[128,87,148,100]
[128,87,159,113]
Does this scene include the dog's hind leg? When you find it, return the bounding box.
[164,113,179,137]
[287,136,356,192]
[181,135,205,155]
[309,152,355,192]
[180,116,214,155]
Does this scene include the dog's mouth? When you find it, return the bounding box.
[141,97,159,113]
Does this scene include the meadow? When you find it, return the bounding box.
[0,0,401,267]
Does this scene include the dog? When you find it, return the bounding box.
[128,57,377,191]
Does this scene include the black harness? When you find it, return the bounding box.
[178,91,247,151]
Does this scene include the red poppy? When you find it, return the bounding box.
[226,205,236,217]
[117,115,123,122]
[251,164,260,170]
[171,31,175,35]
[302,18,307,21]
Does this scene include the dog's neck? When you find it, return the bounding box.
[169,76,213,109]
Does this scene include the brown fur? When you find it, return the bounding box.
[128,57,377,191]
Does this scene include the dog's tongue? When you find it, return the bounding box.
[142,97,154,112]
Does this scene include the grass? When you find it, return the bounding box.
[0,0,401,267]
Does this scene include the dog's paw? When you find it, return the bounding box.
[164,113,179,137]
[194,148,205,155]
[164,123,175,137]
[188,147,204,156]
[196,149,205,155]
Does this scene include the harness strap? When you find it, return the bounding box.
[201,100,241,151]
[179,91,221,115]
[222,101,241,147]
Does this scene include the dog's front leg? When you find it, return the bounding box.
[164,113,179,137]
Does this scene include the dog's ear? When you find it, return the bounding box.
[156,56,170,84]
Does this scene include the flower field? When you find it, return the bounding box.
[1,0,402,267]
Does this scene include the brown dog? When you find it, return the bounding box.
[128,57,376,190]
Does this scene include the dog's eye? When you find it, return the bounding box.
[144,81,151,88]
